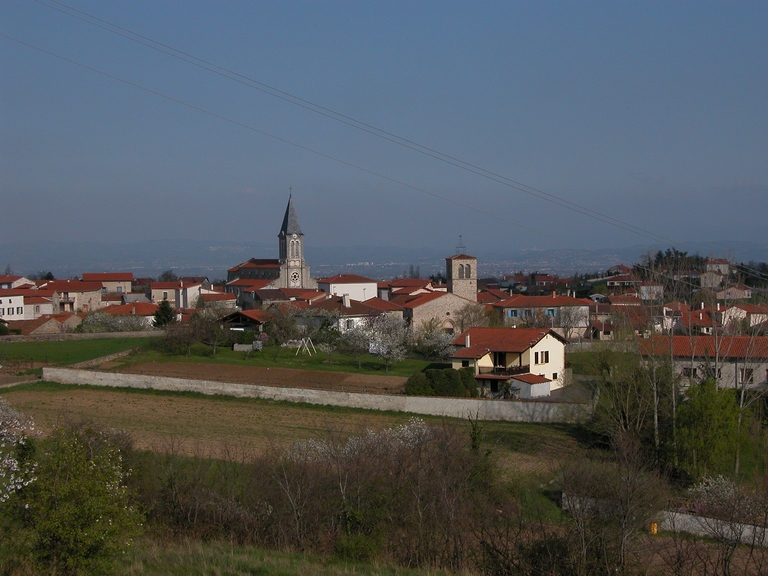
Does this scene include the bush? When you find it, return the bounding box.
[404,368,478,397]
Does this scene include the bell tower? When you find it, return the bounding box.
[446,238,477,302]
[278,195,311,288]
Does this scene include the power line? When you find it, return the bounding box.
[33,0,687,248]
[39,0,768,287]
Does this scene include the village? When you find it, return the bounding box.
[3,197,767,401]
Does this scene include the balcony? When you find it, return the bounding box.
[477,364,530,377]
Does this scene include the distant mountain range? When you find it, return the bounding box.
[3,240,767,281]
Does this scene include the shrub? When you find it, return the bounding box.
[404,372,432,395]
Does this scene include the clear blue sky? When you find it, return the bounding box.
[2,1,767,254]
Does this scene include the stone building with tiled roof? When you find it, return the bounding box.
[226,197,317,305]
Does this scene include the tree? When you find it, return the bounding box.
[158,269,178,282]
[15,425,142,575]
[455,302,490,332]
[677,379,743,480]
[153,299,175,327]
[341,321,373,369]
[190,308,230,357]
[368,314,408,372]
[413,318,454,359]
[3,264,12,276]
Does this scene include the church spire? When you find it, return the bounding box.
[279,195,303,237]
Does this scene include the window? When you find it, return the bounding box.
[163,291,168,300]
[35,305,40,313]
[740,368,754,384]
[16,307,22,315]
[117,286,122,293]
[508,310,518,318]
[461,360,469,368]
[682,367,698,378]
[7,308,12,316]
[546,308,557,317]
[534,351,549,364]
[0,308,4,315]
[345,319,354,330]
[552,373,557,380]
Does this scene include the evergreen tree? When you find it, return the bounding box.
[153,299,175,327]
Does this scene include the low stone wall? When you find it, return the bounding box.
[0,331,161,343]
[42,367,589,423]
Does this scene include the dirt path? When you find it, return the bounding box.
[117,362,407,395]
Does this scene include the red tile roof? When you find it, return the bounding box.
[492,294,591,309]
[228,258,281,272]
[102,302,159,316]
[82,272,133,282]
[226,278,273,290]
[317,273,376,284]
[363,297,404,312]
[446,253,476,260]
[43,280,103,292]
[638,335,768,359]
[200,293,236,302]
[451,327,565,355]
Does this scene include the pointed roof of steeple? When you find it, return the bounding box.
[279,195,303,236]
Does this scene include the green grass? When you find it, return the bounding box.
[120,344,444,378]
[0,337,157,366]
[118,539,463,576]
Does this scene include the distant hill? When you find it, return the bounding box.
[3,240,767,281]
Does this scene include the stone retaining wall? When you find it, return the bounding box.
[0,331,161,343]
[42,367,589,423]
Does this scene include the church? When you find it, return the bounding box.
[226,196,317,290]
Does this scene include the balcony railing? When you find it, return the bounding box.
[477,364,530,377]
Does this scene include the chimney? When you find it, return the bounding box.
[465,333,471,347]
[342,294,351,308]
[552,291,556,298]
[701,302,704,309]
[717,303,720,311]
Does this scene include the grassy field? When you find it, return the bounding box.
[118,539,465,576]
[117,343,445,378]
[0,337,157,366]
[0,381,584,478]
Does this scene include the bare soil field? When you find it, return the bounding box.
[116,361,408,395]
[1,386,412,457]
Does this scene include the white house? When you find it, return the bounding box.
[639,335,768,390]
[450,327,567,399]
[317,274,378,303]
[0,290,31,321]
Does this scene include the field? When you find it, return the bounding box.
[0,381,583,477]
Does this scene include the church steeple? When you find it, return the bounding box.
[279,195,303,237]
[277,195,309,287]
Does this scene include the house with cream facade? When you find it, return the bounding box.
[450,327,567,399]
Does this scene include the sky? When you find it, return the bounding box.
[2,1,767,256]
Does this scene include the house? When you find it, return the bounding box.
[39,280,102,313]
[450,327,567,399]
[221,309,273,333]
[317,274,378,302]
[717,285,752,300]
[81,272,133,294]
[0,275,33,290]
[719,304,768,331]
[198,292,238,310]
[377,278,440,301]
[0,290,31,321]
[293,295,383,333]
[705,257,730,275]
[639,282,664,301]
[606,274,642,292]
[101,302,159,328]
[6,313,81,335]
[492,293,592,339]
[639,335,768,389]
[23,295,54,319]
[150,281,203,309]
[391,291,474,334]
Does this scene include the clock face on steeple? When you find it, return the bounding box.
[292,233,297,239]
[290,271,300,287]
